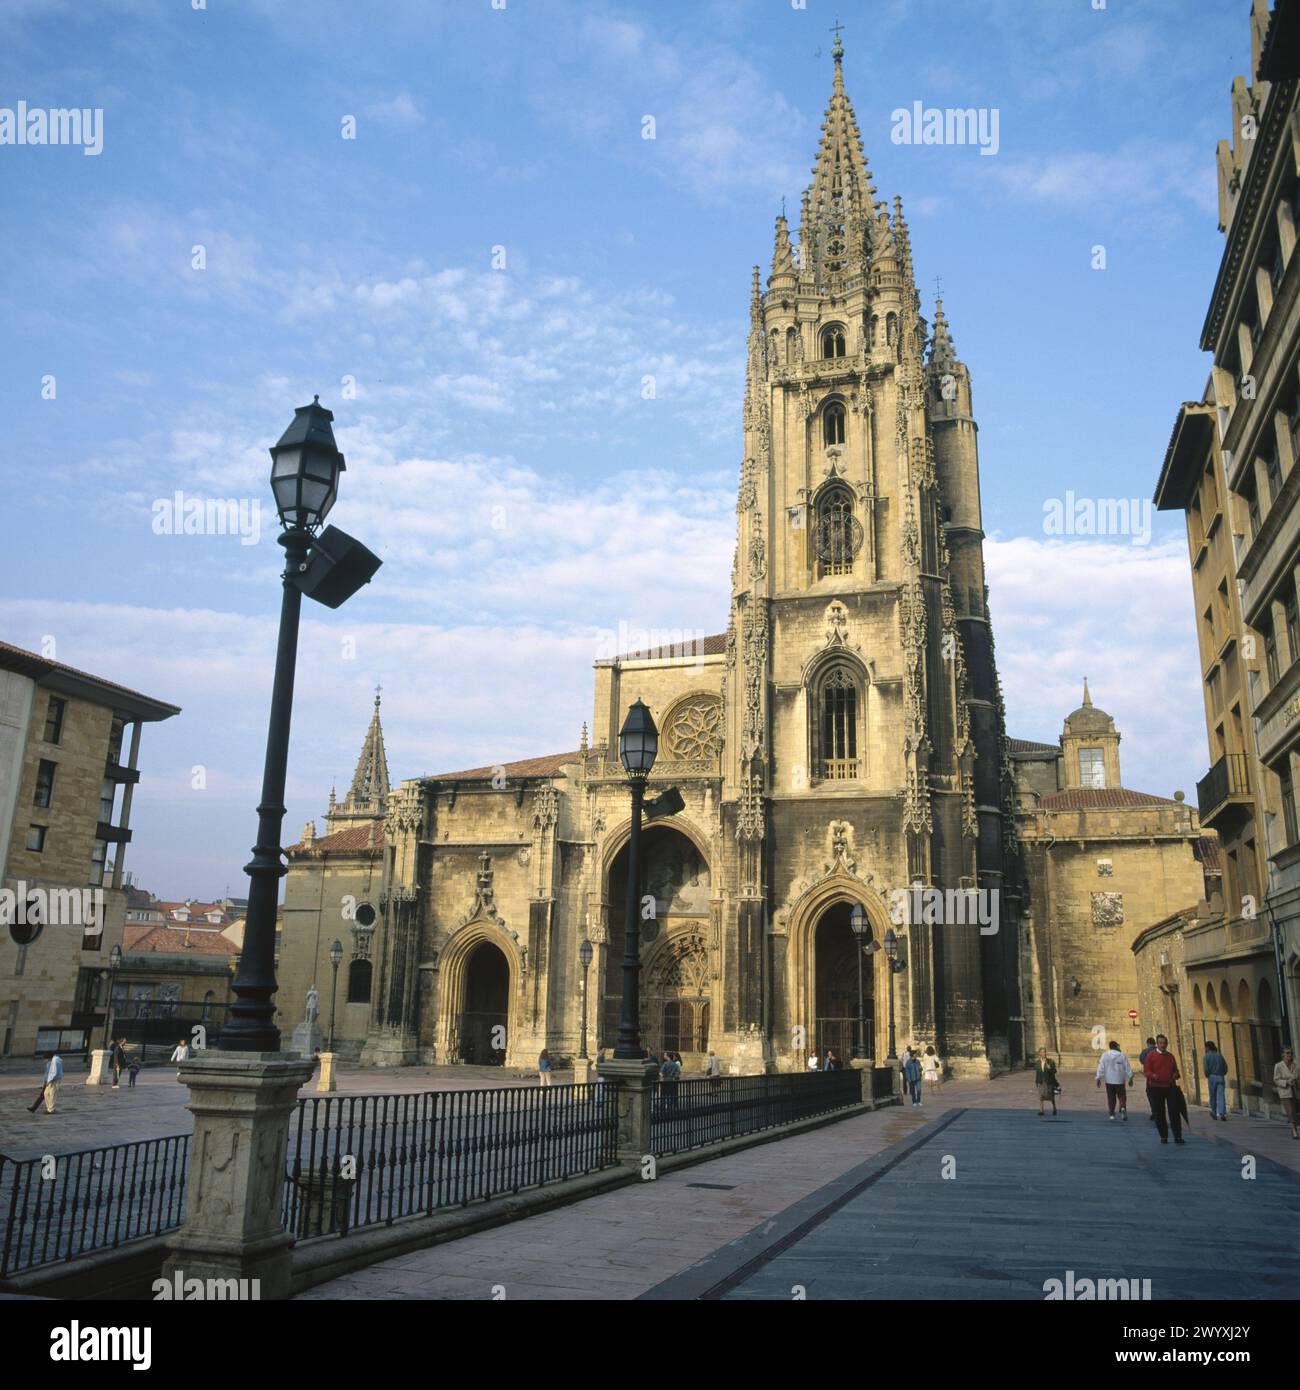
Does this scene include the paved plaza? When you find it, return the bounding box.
[293,1071,1300,1301]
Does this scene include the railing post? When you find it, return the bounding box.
[597,1057,658,1168]
[163,1050,313,1300]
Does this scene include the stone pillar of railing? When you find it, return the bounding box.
[86,1048,112,1086]
[849,1056,874,1105]
[163,1051,314,1301]
[571,1058,594,1086]
[597,1057,658,1167]
[315,1052,338,1093]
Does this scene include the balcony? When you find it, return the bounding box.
[819,759,859,781]
[1196,752,1252,828]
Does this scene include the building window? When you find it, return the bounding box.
[43,697,65,745]
[1246,482,1261,542]
[1079,747,1106,789]
[1266,618,1280,684]
[822,401,846,447]
[99,779,116,825]
[107,715,126,766]
[1280,765,1298,848]
[34,759,56,809]
[815,485,857,576]
[89,840,108,887]
[26,825,47,853]
[821,326,846,358]
[819,667,859,779]
[1267,241,1285,292]
[347,958,373,1004]
[1287,592,1300,667]
[1265,445,1283,505]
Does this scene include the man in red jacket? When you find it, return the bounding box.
[1143,1034,1184,1144]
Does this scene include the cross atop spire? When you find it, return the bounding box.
[830,17,844,61]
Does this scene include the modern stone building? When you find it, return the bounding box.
[1153,0,1299,1094]
[281,43,1028,1077]
[0,640,179,1057]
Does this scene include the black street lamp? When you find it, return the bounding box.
[327,939,343,1052]
[578,937,593,1060]
[101,942,122,1049]
[611,701,684,1061]
[850,905,872,1062]
[220,399,381,1054]
[884,927,906,1061]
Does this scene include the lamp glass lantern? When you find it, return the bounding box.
[579,938,593,971]
[884,927,898,962]
[329,939,344,969]
[269,396,346,532]
[619,699,658,778]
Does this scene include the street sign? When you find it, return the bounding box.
[1127,1009,1138,1020]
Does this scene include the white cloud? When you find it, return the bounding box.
[364,92,425,128]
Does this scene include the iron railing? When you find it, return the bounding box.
[282,1082,619,1240]
[650,1069,862,1157]
[870,1065,896,1102]
[1196,752,1251,822]
[0,1134,189,1278]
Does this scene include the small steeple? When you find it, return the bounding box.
[1082,677,1092,708]
[332,689,391,824]
[929,295,957,368]
[770,214,795,281]
[892,195,915,287]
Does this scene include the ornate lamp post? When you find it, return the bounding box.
[850,905,871,1062]
[884,927,906,1061]
[578,937,593,1060]
[613,701,656,1060]
[220,398,380,1053]
[101,942,122,1049]
[327,939,343,1052]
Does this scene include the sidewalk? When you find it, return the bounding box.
[295,1071,1300,1301]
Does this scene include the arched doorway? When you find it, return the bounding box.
[603,822,712,1054]
[460,940,509,1065]
[814,901,872,1061]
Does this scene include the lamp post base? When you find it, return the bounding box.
[315,1051,338,1092]
[163,1050,313,1301]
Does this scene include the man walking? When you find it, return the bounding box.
[1143,1034,1184,1144]
[903,1049,923,1106]
[110,1037,127,1089]
[1095,1039,1133,1120]
[1275,1046,1299,1141]
[27,1051,63,1113]
[1202,1039,1229,1122]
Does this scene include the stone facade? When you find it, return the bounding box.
[0,641,179,1057]
[1153,0,1299,1082]
[280,46,1026,1079]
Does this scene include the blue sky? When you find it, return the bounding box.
[0,0,1246,897]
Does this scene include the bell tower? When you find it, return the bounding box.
[720,34,1021,1074]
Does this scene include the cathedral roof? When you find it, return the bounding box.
[1037,788,1185,812]
[429,750,583,782]
[1007,737,1059,756]
[617,632,727,661]
[288,823,385,855]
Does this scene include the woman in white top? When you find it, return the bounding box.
[922,1045,942,1094]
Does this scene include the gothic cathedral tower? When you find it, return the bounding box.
[721,37,1021,1075]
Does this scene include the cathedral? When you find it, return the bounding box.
[278,43,1210,1078]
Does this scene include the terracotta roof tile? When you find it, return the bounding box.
[288,823,385,855]
[619,632,726,661]
[123,924,238,956]
[1194,835,1222,871]
[1008,737,1059,755]
[430,750,583,782]
[1037,787,1186,811]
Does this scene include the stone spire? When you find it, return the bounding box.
[330,689,390,825]
[929,295,957,368]
[770,213,795,283]
[1082,677,1092,708]
[798,34,877,291]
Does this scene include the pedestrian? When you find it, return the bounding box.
[828,1049,843,1072]
[923,1045,942,1096]
[1095,1039,1133,1120]
[903,1049,923,1106]
[807,1050,820,1072]
[27,1051,63,1113]
[1202,1039,1229,1122]
[706,1049,721,1085]
[110,1036,127,1089]
[1034,1047,1058,1118]
[169,1037,189,1079]
[1274,1046,1300,1141]
[1138,1036,1158,1122]
[1143,1033,1185,1144]
[899,1047,912,1101]
[537,1048,552,1086]
[659,1050,681,1109]
[128,1052,141,1088]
